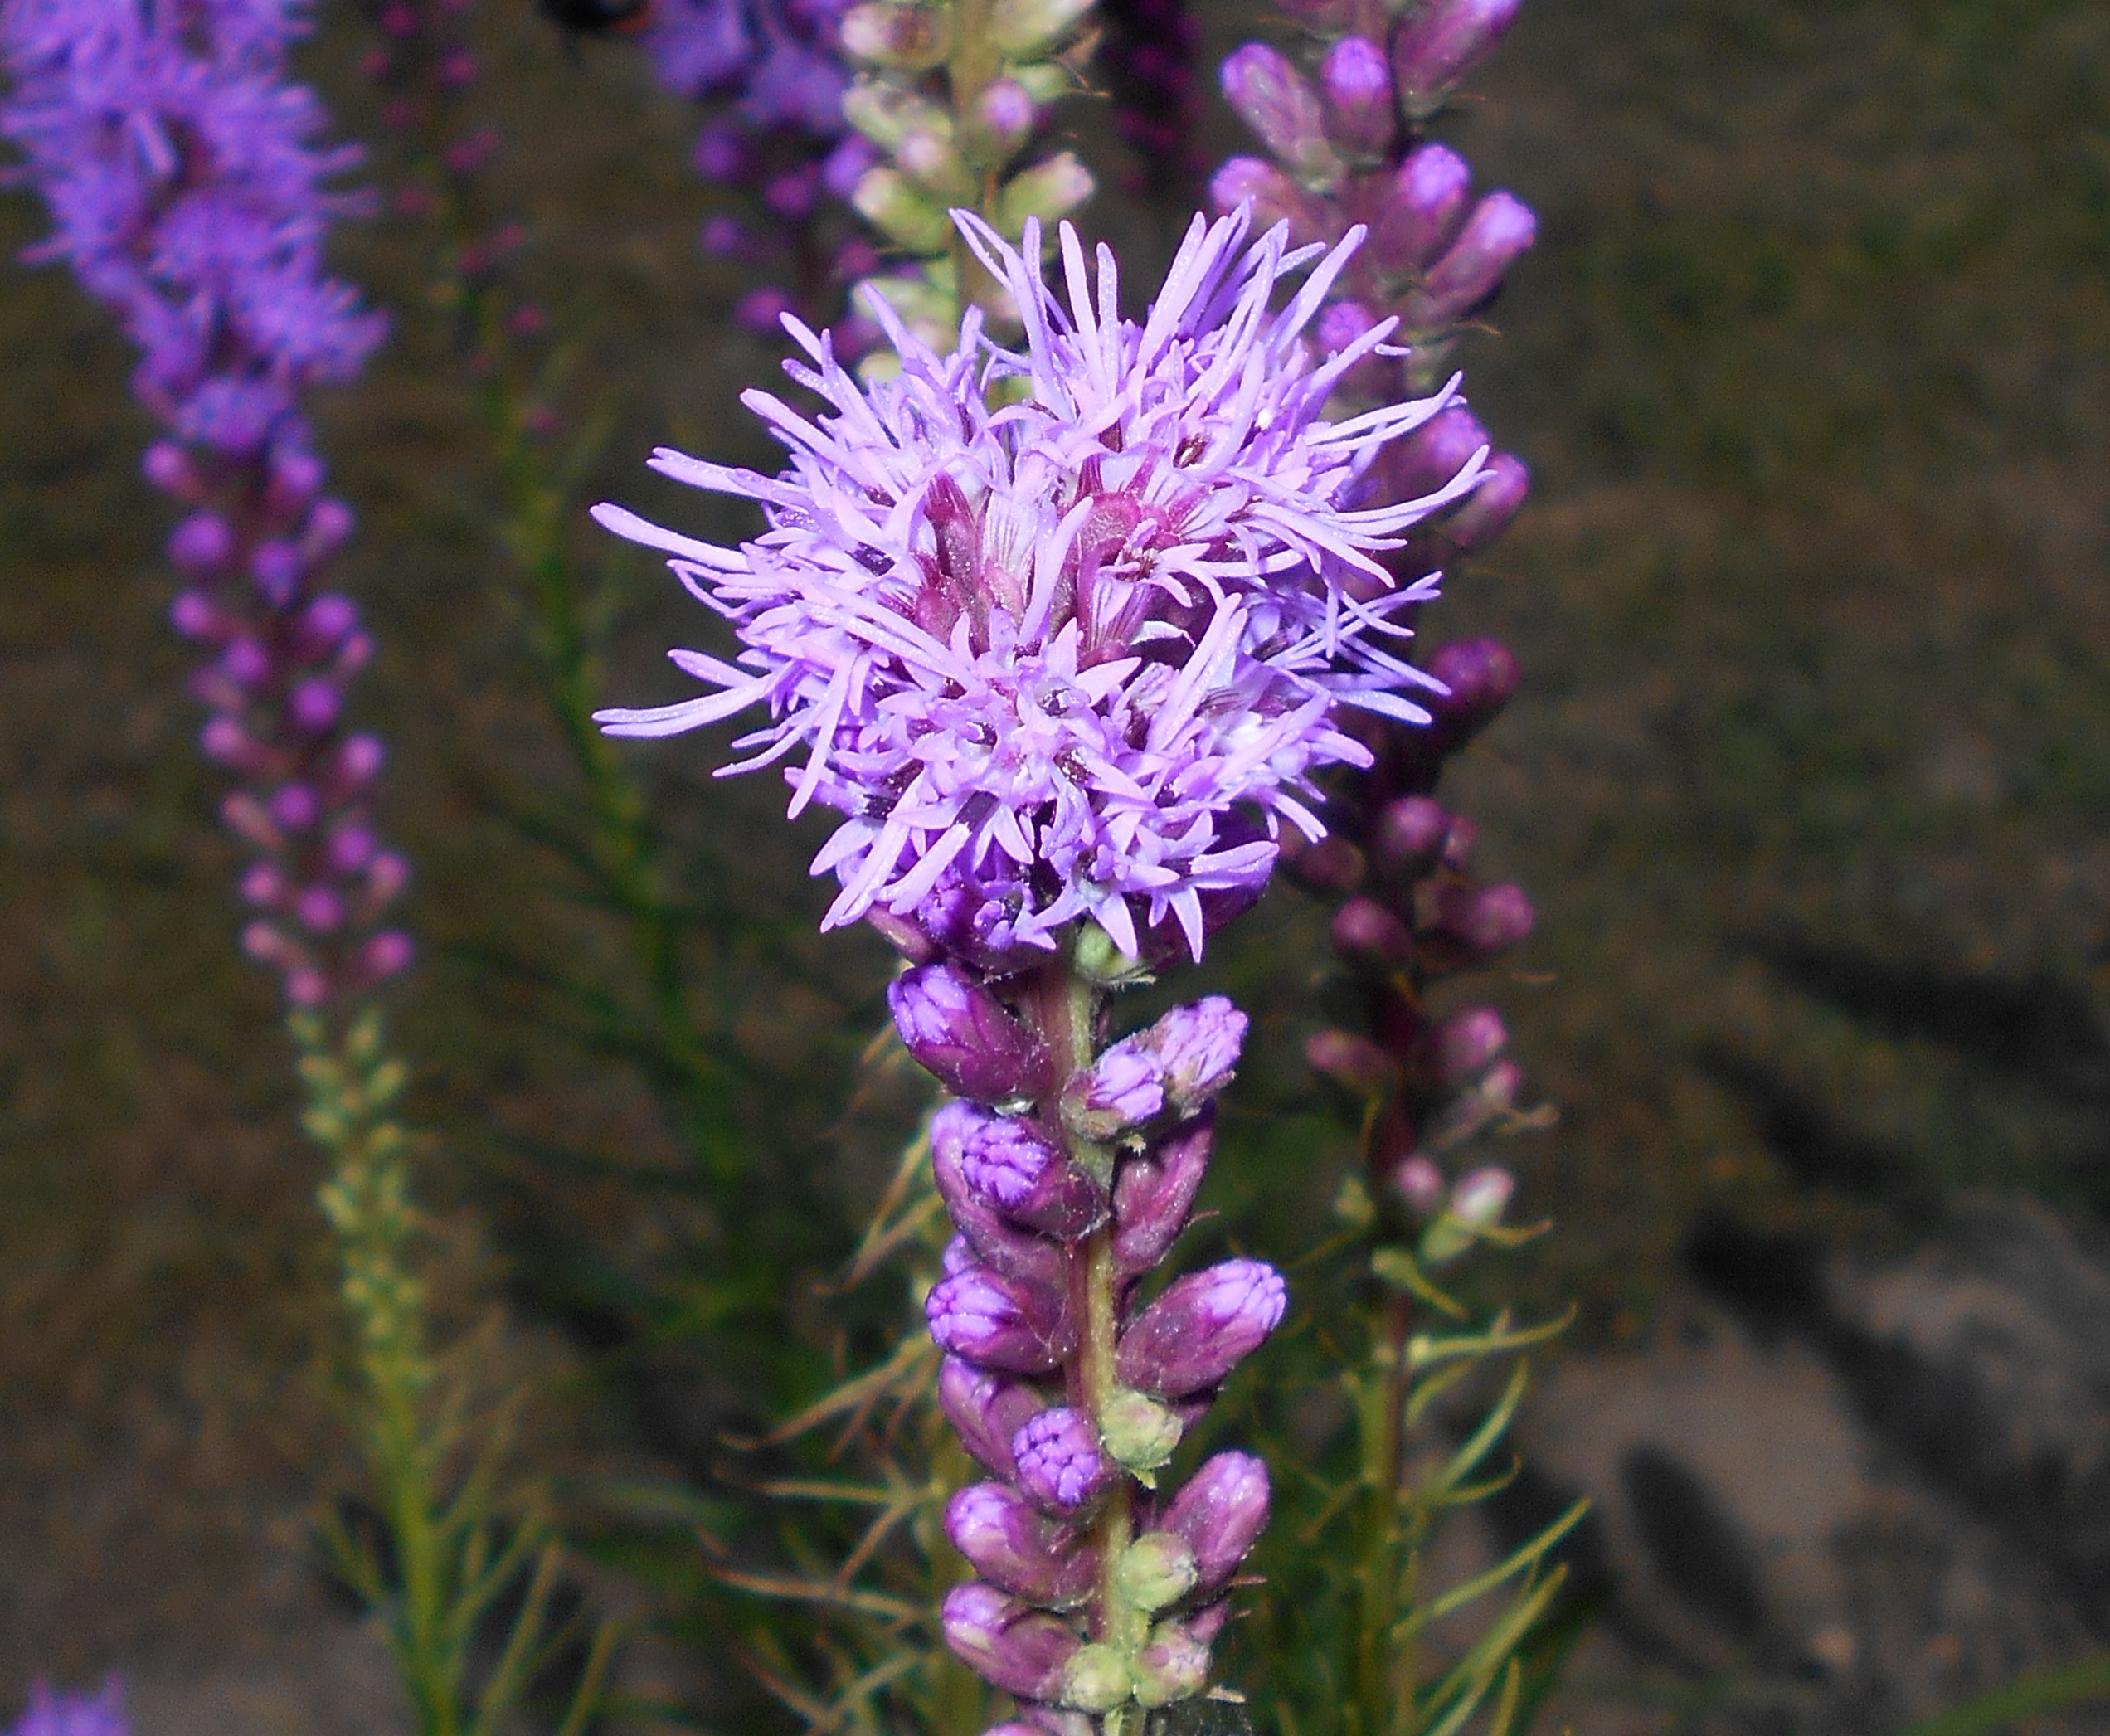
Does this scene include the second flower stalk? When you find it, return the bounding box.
[893,952,1282,1734]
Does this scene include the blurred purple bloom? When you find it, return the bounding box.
[595,208,1485,958]
[8,1681,126,1736]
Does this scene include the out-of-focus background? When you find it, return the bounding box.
[2,0,2107,1729]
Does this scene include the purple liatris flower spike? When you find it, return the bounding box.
[594,207,1487,961]
[8,1681,126,1736]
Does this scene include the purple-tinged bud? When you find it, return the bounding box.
[1116,1258,1286,1398]
[1012,1407,1114,1514]
[289,677,341,733]
[437,47,476,87]
[1059,1644,1133,1712]
[1162,1451,1271,1594]
[360,931,415,980]
[250,540,300,606]
[302,499,355,557]
[242,921,301,970]
[701,213,748,258]
[840,0,951,69]
[941,1583,1079,1700]
[241,862,284,906]
[327,824,377,874]
[1391,406,1492,503]
[365,853,410,906]
[1307,1028,1398,1097]
[1319,36,1393,159]
[1372,796,1450,878]
[1393,1154,1446,1215]
[1208,157,1334,248]
[296,886,344,931]
[926,1260,1069,1375]
[1332,897,1415,970]
[736,288,795,336]
[1139,999,1246,1116]
[1427,882,1534,957]
[270,783,320,830]
[1114,1530,1199,1612]
[169,591,221,640]
[1407,192,1537,328]
[1425,638,1521,737]
[1390,0,1519,122]
[1440,451,1529,553]
[1133,1615,1213,1708]
[1111,1111,1214,1276]
[946,1483,1097,1606]
[301,595,357,649]
[932,1106,1072,1288]
[142,441,195,498]
[1062,1038,1164,1142]
[962,1113,1107,1238]
[765,166,820,220]
[964,77,1036,164]
[889,963,1052,1102]
[1220,46,1343,189]
[863,905,940,963]
[1420,1006,1508,1088]
[201,717,267,774]
[1316,299,1379,359]
[938,1355,1047,1478]
[168,513,233,576]
[338,735,386,785]
[1452,1165,1514,1228]
[267,449,324,515]
[285,965,331,1007]
[221,793,284,852]
[1280,832,1364,896]
[221,638,270,688]
[1370,143,1471,280]
[693,124,747,181]
[1020,1708,1094,1736]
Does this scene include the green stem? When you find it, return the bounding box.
[1896,1654,2110,1736]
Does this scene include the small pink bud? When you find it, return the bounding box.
[168,513,233,576]
[1393,1154,1446,1215]
[1319,35,1393,159]
[1391,0,1520,122]
[1372,796,1450,878]
[1370,143,1472,280]
[1221,44,1342,189]
[1407,192,1537,328]
[1307,1028,1398,1097]
[1116,1258,1286,1398]
[1332,897,1415,970]
[1111,1111,1215,1276]
[270,784,320,830]
[1208,156,1334,248]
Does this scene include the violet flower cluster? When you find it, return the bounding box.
[5,1684,126,1736]
[596,204,1494,1725]
[592,207,1486,965]
[1214,0,1533,583]
[2,0,407,1008]
[906,981,1278,1724]
[644,0,878,334]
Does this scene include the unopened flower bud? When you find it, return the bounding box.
[939,1355,1046,1478]
[1370,143,1472,280]
[989,0,1091,56]
[1162,1451,1271,1593]
[963,78,1036,166]
[927,1259,1069,1375]
[241,862,284,906]
[1317,299,1380,364]
[852,166,952,253]
[1208,157,1333,248]
[250,540,300,605]
[735,288,795,336]
[1133,1616,1213,1707]
[1281,833,1364,895]
[961,1112,1107,1237]
[1391,0,1520,122]
[1098,1387,1184,1474]
[995,152,1092,233]
[1451,1165,1514,1228]
[338,734,385,785]
[1372,796,1450,878]
[302,498,355,557]
[1425,638,1521,736]
[932,1107,1072,1286]
[1407,192,1536,328]
[201,717,265,772]
[1391,405,1491,502]
[326,823,377,874]
[270,783,320,830]
[897,125,974,201]
[142,440,196,498]
[168,512,233,576]
[1393,1154,1446,1215]
[942,1583,1079,1700]
[1111,1111,1214,1275]
[365,852,410,905]
[1332,897,1415,970]
[1220,44,1342,189]
[1116,1531,1199,1612]
[1319,35,1393,158]
[1139,999,1246,1116]
[1062,1038,1164,1142]
[1427,881,1534,957]
[1059,1642,1133,1713]
[1420,1005,1507,1088]
[296,885,344,931]
[1013,1407,1114,1515]
[840,0,950,68]
[169,591,221,639]
[1116,1258,1286,1398]
[1440,451,1529,552]
[1307,1028,1398,1097]
[890,963,1052,1101]
[221,792,284,851]
[221,638,270,687]
[946,1483,1096,1606]
[289,676,340,732]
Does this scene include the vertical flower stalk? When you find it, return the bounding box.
[593,207,1494,1728]
[1097,0,1200,202]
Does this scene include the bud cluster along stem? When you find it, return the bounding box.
[886,946,1280,1734]
[160,442,415,1008]
[836,0,1100,352]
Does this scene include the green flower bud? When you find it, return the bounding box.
[994,151,1091,236]
[843,77,950,151]
[898,125,975,202]
[989,0,1091,56]
[1062,1642,1135,1712]
[1099,1387,1184,1476]
[853,166,953,253]
[1133,1619,1213,1709]
[840,0,952,70]
[1116,1531,1200,1612]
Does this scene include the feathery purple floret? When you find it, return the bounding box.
[595,207,1488,960]
[2,0,385,457]
[7,1682,126,1736]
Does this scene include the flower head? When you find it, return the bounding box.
[596,207,1485,959]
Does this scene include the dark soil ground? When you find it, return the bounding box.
[2,0,2106,1726]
